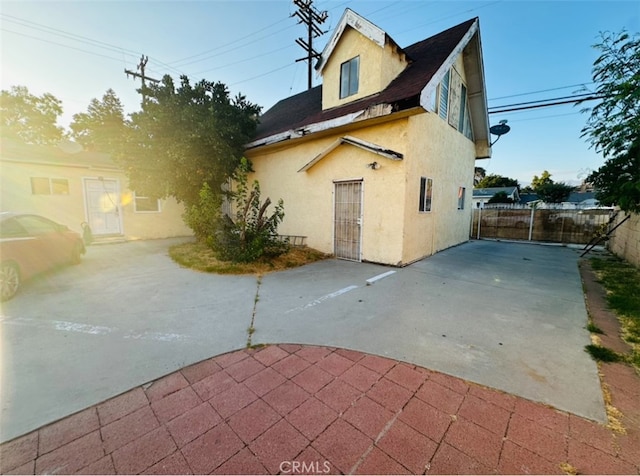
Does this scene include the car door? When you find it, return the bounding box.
[15,215,71,270]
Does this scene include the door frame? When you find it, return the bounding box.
[82,176,123,236]
[332,178,364,262]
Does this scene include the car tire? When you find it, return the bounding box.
[0,262,21,302]
[70,243,83,265]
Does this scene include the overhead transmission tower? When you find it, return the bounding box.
[124,55,160,105]
[292,0,328,90]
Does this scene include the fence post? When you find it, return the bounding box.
[528,206,535,241]
[477,207,482,239]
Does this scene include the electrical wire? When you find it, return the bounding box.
[488,95,605,114]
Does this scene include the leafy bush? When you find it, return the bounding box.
[183,182,222,249]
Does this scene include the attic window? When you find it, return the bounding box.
[340,56,359,99]
[438,70,450,120]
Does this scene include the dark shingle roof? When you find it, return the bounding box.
[254,18,476,142]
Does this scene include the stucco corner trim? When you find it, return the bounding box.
[298,135,403,172]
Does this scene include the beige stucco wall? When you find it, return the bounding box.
[0,159,192,240]
[322,27,407,110]
[246,119,409,264]
[608,212,640,268]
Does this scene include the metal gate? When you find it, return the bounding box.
[334,180,363,261]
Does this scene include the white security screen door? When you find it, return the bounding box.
[84,178,122,235]
[334,180,363,261]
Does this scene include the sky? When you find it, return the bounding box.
[1,0,638,187]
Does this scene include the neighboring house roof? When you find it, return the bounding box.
[250,16,488,155]
[567,191,595,203]
[472,187,519,199]
[0,138,117,170]
[519,193,540,204]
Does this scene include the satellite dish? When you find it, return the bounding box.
[489,120,510,146]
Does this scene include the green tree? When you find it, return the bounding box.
[531,170,553,190]
[476,174,519,189]
[0,85,64,145]
[488,191,514,204]
[119,75,261,208]
[581,30,640,213]
[535,182,574,203]
[474,167,486,186]
[70,89,128,153]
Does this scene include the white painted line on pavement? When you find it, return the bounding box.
[366,270,396,285]
[285,284,359,314]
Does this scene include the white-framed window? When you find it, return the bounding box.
[438,70,450,120]
[340,56,359,99]
[30,177,69,195]
[419,177,433,212]
[458,187,466,210]
[459,84,474,140]
[134,193,161,213]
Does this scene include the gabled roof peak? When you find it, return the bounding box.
[315,8,395,73]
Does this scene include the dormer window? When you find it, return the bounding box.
[340,56,360,99]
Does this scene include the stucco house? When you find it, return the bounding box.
[0,139,192,241]
[245,10,491,265]
[472,186,521,208]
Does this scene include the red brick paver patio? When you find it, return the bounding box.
[2,343,638,475]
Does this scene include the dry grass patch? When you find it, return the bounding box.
[169,240,330,275]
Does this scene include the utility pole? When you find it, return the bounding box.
[292,0,328,90]
[124,55,160,105]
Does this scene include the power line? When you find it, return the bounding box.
[488,95,605,114]
[489,83,594,101]
[490,93,596,110]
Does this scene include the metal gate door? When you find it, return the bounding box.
[334,180,362,261]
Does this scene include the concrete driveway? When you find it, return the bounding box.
[0,238,605,443]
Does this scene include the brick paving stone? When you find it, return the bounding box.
[210,447,268,475]
[165,402,222,448]
[249,419,310,474]
[343,396,394,440]
[76,455,116,475]
[334,348,365,362]
[214,349,249,368]
[468,383,517,412]
[38,407,100,455]
[428,442,493,475]
[225,357,266,382]
[227,399,281,444]
[180,358,221,384]
[96,387,149,426]
[444,417,503,468]
[253,345,289,366]
[513,398,569,435]
[295,346,333,363]
[110,427,176,475]
[271,353,312,379]
[3,460,35,475]
[339,363,381,392]
[376,419,438,475]
[180,423,244,475]
[287,397,338,440]
[278,343,302,353]
[416,379,465,415]
[208,382,258,419]
[312,419,372,474]
[385,363,428,392]
[150,386,201,424]
[568,438,638,475]
[144,372,189,402]
[398,397,452,442]
[316,378,362,413]
[243,367,287,397]
[291,364,334,394]
[429,371,469,396]
[615,431,640,467]
[142,451,192,475]
[35,430,104,475]
[366,377,413,413]
[0,432,38,474]
[568,414,616,455]
[191,370,236,401]
[359,354,396,374]
[457,394,511,436]
[101,405,160,453]
[497,440,560,475]
[262,380,310,416]
[317,352,355,376]
[506,413,567,463]
[354,446,411,475]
